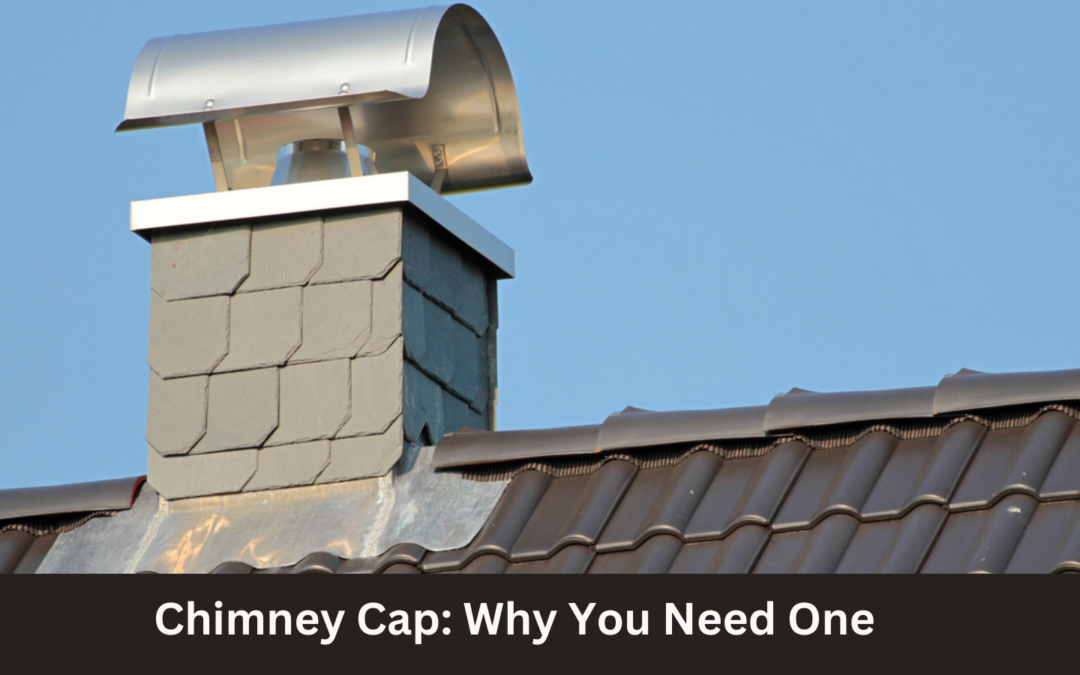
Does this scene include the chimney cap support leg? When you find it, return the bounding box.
[430,144,447,194]
[203,121,230,192]
[337,106,365,178]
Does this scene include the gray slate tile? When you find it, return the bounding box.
[146,372,207,456]
[240,216,322,292]
[148,446,258,500]
[401,213,431,291]
[454,257,490,335]
[245,441,331,491]
[403,361,444,444]
[310,208,401,284]
[402,282,426,364]
[148,292,230,378]
[338,339,403,438]
[360,261,403,357]
[448,319,486,408]
[420,295,455,386]
[290,281,373,363]
[267,360,351,446]
[319,419,404,483]
[191,368,279,454]
[215,287,302,373]
[151,224,250,301]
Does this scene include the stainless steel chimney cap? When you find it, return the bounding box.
[117,4,531,194]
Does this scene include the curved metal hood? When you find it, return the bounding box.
[116,4,531,193]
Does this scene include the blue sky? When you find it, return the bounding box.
[1,1,1078,489]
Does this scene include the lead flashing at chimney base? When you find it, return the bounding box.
[145,205,501,500]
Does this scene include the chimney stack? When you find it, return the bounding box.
[119,6,528,499]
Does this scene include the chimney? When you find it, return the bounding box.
[120,6,529,499]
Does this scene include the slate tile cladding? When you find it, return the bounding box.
[154,403,1080,574]
[145,206,497,500]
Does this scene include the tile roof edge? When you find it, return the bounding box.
[597,406,769,452]
[764,386,937,432]
[432,366,1080,469]
[934,367,1080,414]
[432,425,601,469]
[0,476,146,522]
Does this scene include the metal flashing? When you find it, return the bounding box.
[935,367,1080,414]
[0,477,144,522]
[765,386,936,432]
[421,470,553,572]
[38,447,508,574]
[130,172,514,278]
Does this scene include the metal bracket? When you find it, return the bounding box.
[430,144,447,193]
[202,122,230,192]
[338,107,365,178]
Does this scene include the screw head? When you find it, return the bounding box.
[204,99,215,109]
[339,83,350,94]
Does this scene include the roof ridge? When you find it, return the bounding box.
[438,392,1080,470]
[0,476,145,523]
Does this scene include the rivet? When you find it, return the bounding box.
[339,83,350,94]
[204,99,215,109]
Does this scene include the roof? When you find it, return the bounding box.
[5,368,1080,574]
[0,477,144,574]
